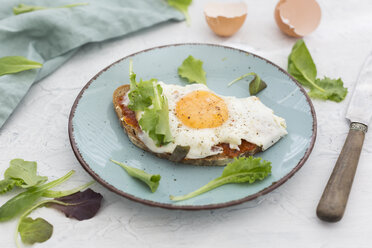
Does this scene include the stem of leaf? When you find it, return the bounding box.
[302,73,325,92]
[37,170,75,192]
[227,72,255,87]
[59,3,89,8]
[170,176,228,201]
[129,60,133,76]
[292,62,325,92]
[183,10,191,26]
[110,159,128,170]
[152,81,162,110]
[42,181,94,198]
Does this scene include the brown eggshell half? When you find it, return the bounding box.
[274,0,321,37]
[204,2,247,37]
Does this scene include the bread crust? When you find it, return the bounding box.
[113,85,260,166]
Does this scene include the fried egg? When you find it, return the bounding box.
[135,82,287,159]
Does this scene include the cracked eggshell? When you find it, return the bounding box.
[204,2,247,37]
[274,0,321,38]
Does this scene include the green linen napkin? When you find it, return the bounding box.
[0,0,183,128]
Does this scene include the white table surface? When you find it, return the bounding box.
[1,0,372,247]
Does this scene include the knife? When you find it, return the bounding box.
[316,52,372,222]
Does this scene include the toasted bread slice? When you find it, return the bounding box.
[113,85,260,166]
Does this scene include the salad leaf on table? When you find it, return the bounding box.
[13,3,88,15]
[49,189,103,220]
[0,56,42,77]
[178,55,207,85]
[170,156,272,201]
[228,72,267,95]
[167,0,192,26]
[0,178,23,194]
[0,158,101,247]
[111,159,161,193]
[4,159,48,189]
[18,217,53,245]
[288,39,347,102]
[14,189,101,247]
[128,61,173,146]
[0,170,75,222]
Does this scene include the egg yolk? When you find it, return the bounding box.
[175,90,228,129]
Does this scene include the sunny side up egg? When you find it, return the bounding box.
[136,82,288,159]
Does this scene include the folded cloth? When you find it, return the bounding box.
[0,0,183,128]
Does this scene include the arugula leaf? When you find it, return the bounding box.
[0,56,42,76]
[13,3,88,15]
[111,159,161,193]
[18,217,53,245]
[288,39,347,102]
[170,156,271,201]
[167,0,192,26]
[128,61,173,146]
[178,55,207,85]
[0,170,74,222]
[49,189,103,220]
[228,72,267,95]
[4,159,48,189]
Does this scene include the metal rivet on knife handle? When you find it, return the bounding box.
[316,122,367,222]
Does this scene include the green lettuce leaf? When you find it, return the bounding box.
[4,159,48,189]
[309,77,348,102]
[178,55,207,85]
[128,61,173,146]
[0,56,42,76]
[227,72,267,95]
[167,0,192,25]
[13,3,88,15]
[128,79,155,111]
[288,39,347,102]
[18,217,53,245]
[170,156,271,201]
[111,159,161,193]
[0,178,23,194]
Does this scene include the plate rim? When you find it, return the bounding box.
[68,43,317,210]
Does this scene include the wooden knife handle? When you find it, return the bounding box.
[316,122,367,222]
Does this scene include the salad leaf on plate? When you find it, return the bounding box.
[170,156,271,201]
[178,55,207,85]
[228,72,267,95]
[128,61,173,146]
[111,159,161,193]
[288,39,347,102]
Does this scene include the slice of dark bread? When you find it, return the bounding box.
[113,85,260,166]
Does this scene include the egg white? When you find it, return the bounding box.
[134,82,287,159]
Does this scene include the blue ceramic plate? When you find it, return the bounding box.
[69,44,316,210]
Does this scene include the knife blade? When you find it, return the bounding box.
[346,52,372,124]
[317,52,372,222]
